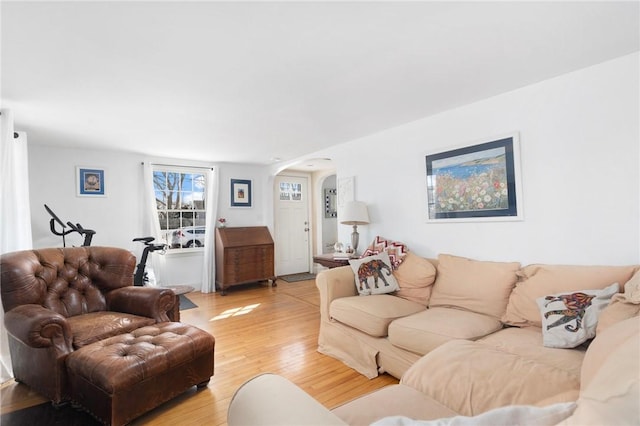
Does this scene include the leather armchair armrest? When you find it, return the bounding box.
[106,287,176,322]
[4,304,73,353]
[315,266,358,322]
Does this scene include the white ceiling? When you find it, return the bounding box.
[2,1,638,166]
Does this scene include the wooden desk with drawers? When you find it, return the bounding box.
[215,226,275,295]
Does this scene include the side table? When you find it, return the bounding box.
[313,253,356,269]
[160,285,195,321]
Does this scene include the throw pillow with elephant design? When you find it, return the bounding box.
[349,252,400,296]
[536,282,619,348]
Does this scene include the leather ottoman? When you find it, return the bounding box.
[66,322,214,426]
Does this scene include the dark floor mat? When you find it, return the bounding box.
[0,402,100,426]
[179,294,197,310]
[279,273,317,282]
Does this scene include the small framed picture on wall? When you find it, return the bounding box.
[230,178,252,207]
[76,166,106,197]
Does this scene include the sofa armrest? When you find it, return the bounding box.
[228,373,347,426]
[316,266,358,321]
[106,286,176,322]
[4,304,73,352]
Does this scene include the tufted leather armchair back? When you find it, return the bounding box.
[1,246,136,316]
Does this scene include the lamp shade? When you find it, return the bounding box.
[340,201,370,225]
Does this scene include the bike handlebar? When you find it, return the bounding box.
[45,204,95,246]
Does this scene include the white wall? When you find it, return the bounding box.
[217,163,272,228]
[27,53,639,271]
[28,148,271,286]
[308,53,640,266]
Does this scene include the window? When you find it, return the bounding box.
[153,168,207,249]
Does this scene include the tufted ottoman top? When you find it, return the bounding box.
[66,322,214,392]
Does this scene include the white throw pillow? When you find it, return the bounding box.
[536,282,619,348]
[370,402,576,426]
[349,252,400,296]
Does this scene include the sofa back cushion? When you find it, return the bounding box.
[502,264,637,327]
[392,253,437,306]
[560,316,639,425]
[429,254,520,319]
[596,268,640,333]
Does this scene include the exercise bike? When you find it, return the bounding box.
[133,236,168,286]
[44,204,96,247]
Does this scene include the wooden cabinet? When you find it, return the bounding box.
[215,226,275,294]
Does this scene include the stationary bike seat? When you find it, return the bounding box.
[133,236,155,244]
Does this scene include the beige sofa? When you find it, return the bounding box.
[316,253,640,415]
[227,253,640,425]
[228,314,639,425]
[316,253,638,385]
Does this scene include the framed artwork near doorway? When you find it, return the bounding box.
[337,176,354,212]
[230,178,252,207]
[425,133,523,222]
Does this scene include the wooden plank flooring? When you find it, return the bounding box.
[0,279,398,425]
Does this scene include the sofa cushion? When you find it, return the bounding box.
[429,254,520,319]
[388,307,503,355]
[332,384,457,425]
[597,269,640,333]
[393,252,437,306]
[360,236,409,269]
[560,316,640,425]
[349,252,400,296]
[478,327,585,380]
[502,264,637,327]
[330,295,425,337]
[400,339,581,416]
[536,282,618,349]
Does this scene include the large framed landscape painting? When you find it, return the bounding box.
[425,134,523,222]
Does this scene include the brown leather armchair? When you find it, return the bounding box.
[0,246,177,404]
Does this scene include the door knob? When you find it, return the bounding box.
[304,228,309,232]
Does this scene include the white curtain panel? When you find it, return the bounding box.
[142,162,167,286]
[201,167,219,293]
[0,109,33,383]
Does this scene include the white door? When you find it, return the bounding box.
[274,175,310,276]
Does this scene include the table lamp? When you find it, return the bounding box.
[340,201,370,254]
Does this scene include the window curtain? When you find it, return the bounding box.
[201,167,219,293]
[142,162,167,285]
[0,110,33,383]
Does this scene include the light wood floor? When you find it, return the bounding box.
[0,278,398,425]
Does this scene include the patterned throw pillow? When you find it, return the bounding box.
[360,236,409,269]
[349,252,400,296]
[536,282,619,348]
